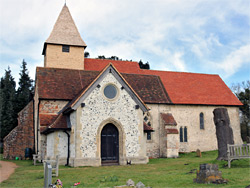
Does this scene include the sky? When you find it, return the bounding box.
[0,0,249,88]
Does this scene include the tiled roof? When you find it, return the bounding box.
[139,69,242,106]
[40,113,69,134]
[36,67,170,104]
[45,5,86,47]
[84,58,140,74]
[49,114,68,129]
[36,67,99,100]
[39,114,58,134]
[40,114,58,126]
[161,113,177,126]
[37,59,242,106]
[84,59,241,106]
[122,73,171,104]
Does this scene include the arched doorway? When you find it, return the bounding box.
[101,123,119,164]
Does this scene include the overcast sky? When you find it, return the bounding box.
[0,0,249,87]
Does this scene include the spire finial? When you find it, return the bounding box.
[65,0,66,6]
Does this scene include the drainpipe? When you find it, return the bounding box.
[64,130,70,166]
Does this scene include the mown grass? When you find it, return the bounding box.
[0,151,249,188]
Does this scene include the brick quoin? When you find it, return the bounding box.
[3,101,34,159]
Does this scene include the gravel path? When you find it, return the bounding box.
[0,161,18,183]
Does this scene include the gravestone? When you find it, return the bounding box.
[126,179,135,186]
[136,181,145,188]
[193,164,227,184]
[213,108,234,160]
[44,162,52,188]
[196,149,202,158]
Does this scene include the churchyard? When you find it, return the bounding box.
[0,150,249,188]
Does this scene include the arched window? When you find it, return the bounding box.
[200,113,204,129]
[184,127,188,142]
[180,127,183,142]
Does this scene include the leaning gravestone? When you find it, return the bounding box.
[213,108,234,160]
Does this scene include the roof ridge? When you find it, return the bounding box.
[140,69,219,76]
[85,58,138,63]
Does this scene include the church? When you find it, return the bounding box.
[4,5,243,167]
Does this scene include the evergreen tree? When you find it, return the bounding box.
[0,67,17,141]
[16,60,34,114]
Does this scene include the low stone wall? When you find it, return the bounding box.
[3,101,34,159]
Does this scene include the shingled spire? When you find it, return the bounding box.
[42,5,86,70]
[45,5,86,47]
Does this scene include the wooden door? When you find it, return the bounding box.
[101,124,119,163]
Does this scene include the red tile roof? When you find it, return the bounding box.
[139,69,242,106]
[161,113,177,126]
[84,59,242,106]
[84,58,141,74]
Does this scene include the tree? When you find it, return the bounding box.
[139,60,150,69]
[0,67,17,141]
[84,51,90,58]
[15,60,34,114]
[231,80,250,141]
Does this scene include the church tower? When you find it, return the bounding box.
[42,5,87,70]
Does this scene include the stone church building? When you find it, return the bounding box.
[4,5,243,167]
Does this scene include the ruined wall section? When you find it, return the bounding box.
[3,101,34,159]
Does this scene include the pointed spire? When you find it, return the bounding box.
[45,5,87,47]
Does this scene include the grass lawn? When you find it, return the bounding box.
[0,151,249,188]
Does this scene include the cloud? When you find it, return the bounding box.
[0,0,249,86]
[213,44,250,78]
